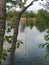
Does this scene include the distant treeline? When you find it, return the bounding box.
[6,11,36,21]
[6,9,49,23]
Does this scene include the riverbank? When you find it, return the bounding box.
[6,17,36,24]
[20,18,36,23]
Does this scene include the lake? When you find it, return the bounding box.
[3,21,49,65]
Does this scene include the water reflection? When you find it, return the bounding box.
[15,23,49,65]
[35,21,49,32]
[4,21,49,65]
[20,21,34,32]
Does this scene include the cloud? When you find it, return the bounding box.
[26,0,44,12]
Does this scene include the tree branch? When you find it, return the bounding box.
[19,0,38,15]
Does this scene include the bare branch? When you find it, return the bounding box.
[19,0,38,15]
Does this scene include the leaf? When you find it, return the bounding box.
[39,43,47,48]
[46,44,49,50]
[3,53,7,57]
[44,35,48,40]
[2,56,6,60]
[8,49,11,52]
[45,49,49,58]
[39,44,42,48]
[47,30,49,34]
[45,53,49,58]
[7,27,11,32]
[46,37,49,41]
[17,43,20,48]
[41,44,46,48]
[20,41,23,44]
[5,36,12,43]
[17,40,23,44]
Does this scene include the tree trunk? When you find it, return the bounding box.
[10,1,34,65]
[10,13,21,65]
[0,0,6,65]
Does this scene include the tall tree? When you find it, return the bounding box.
[0,0,6,65]
[10,0,38,65]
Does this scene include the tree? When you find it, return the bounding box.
[0,0,6,65]
[38,0,49,57]
[9,0,39,65]
[40,0,49,11]
[0,0,44,65]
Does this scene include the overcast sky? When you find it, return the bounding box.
[16,0,45,12]
[26,0,44,12]
[7,0,46,12]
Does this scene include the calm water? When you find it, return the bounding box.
[3,21,49,65]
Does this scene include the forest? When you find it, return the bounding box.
[0,0,49,65]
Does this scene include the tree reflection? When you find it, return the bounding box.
[35,21,49,32]
[20,19,49,33]
[20,21,34,32]
[19,15,49,58]
[35,9,49,32]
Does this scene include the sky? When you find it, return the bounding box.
[16,0,45,12]
[25,0,44,12]
[7,0,46,12]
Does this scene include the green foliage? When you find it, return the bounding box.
[29,12,35,18]
[6,0,27,8]
[39,43,47,48]
[22,11,35,18]
[36,9,49,23]
[6,0,12,2]
[39,30,49,57]
[16,40,23,48]
[5,36,12,43]
[0,35,4,41]
[7,48,11,52]
[35,9,49,32]
[0,50,7,63]
[6,11,36,21]
[6,11,18,21]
